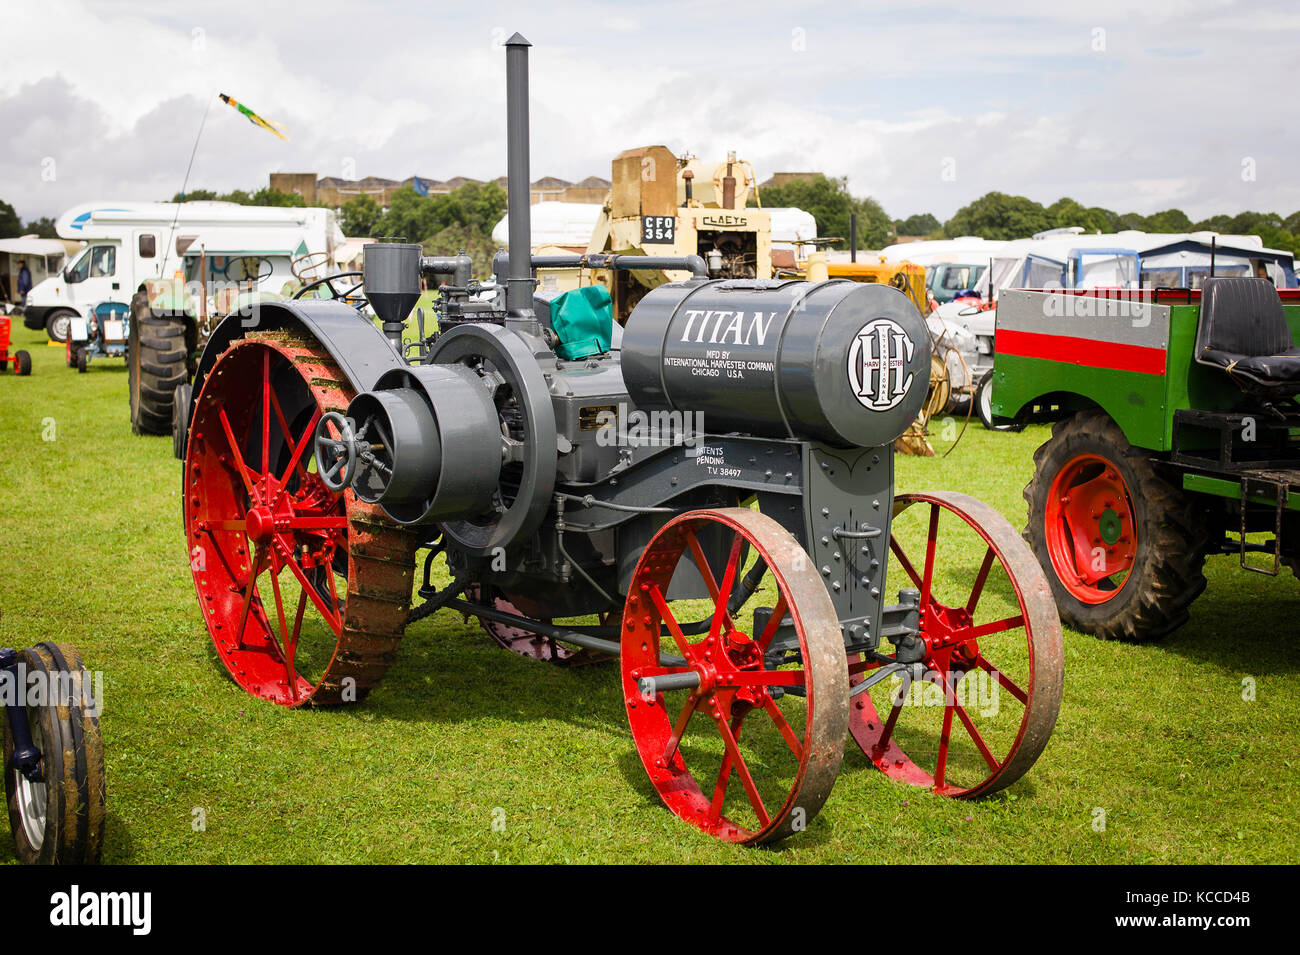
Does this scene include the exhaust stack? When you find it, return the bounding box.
[505,33,538,329]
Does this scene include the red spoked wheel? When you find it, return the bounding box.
[1042,452,1136,604]
[622,508,848,844]
[849,492,1062,797]
[185,331,418,707]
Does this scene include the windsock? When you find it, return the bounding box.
[218,93,288,141]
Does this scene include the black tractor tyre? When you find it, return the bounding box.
[1023,411,1209,642]
[173,382,193,460]
[976,371,1025,432]
[44,309,75,344]
[15,350,31,376]
[128,292,189,435]
[75,348,88,374]
[3,643,107,864]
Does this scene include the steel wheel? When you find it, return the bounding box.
[849,492,1062,797]
[1043,452,1136,604]
[185,332,418,707]
[622,508,848,844]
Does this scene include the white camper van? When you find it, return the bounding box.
[25,201,344,342]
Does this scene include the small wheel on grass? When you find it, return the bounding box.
[76,348,88,374]
[975,372,1023,432]
[849,491,1063,798]
[15,350,31,376]
[1023,411,1208,641]
[622,507,848,844]
[3,642,106,864]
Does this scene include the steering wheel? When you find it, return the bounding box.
[222,256,274,284]
[293,270,367,309]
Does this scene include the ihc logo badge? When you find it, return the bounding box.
[847,319,915,411]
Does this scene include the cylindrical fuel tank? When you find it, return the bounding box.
[621,278,930,448]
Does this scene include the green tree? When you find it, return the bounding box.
[1144,208,1192,233]
[375,187,437,242]
[423,224,499,279]
[23,216,58,238]
[756,174,893,249]
[1045,197,1111,234]
[250,187,306,207]
[944,192,1051,240]
[0,200,23,238]
[893,213,941,237]
[340,195,382,237]
[171,189,219,201]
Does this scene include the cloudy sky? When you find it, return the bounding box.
[4,0,1298,225]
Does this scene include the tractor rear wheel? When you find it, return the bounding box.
[128,292,188,435]
[3,643,106,865]
[1023,411,1208,642]
[185,331,419,706]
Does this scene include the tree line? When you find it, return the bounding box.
[750,176,1300,258]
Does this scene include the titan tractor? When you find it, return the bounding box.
[0,623,106,864]
[178,34,1064,844]
[992,280,1300,641]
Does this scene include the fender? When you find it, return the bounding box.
[188,299,406,423]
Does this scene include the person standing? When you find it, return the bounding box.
[17,260,32,305]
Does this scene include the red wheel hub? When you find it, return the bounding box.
[1043,453,1136,604]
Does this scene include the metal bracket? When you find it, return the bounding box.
[1239,475,1288,576]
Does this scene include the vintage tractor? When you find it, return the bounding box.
[0,622,106,864]
[993,280,1300,641]
[0,315,32,376]
[66,301,130,373]
[178,35,1064,844]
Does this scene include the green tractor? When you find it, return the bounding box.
[991,278,1300,641]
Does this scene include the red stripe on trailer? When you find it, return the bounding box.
[996,329,1167,376]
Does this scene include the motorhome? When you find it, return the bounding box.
[24,201,345,341]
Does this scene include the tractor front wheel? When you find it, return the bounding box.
[622,508,848,844]
[1023,411,1208,641]
[14,350,30,376]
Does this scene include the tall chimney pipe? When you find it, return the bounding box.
[505,33,535,321]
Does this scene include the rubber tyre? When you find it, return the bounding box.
[3,643,107,864]
[15,350,31,376]
[44,309,74,344]
[172,381,192,460]
[76,348,87,374]
[976,372,1024,432]
[128,292,188,435]
[1023,411,1208,642]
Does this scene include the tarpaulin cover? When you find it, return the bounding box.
[550,285,613,359]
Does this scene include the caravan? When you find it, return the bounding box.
[24,201,344,342]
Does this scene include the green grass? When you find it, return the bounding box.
[0,321,1296,863]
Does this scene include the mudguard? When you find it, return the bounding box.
[188,299,405,425]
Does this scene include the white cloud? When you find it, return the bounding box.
[3,0,1298,225]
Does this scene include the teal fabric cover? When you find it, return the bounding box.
[550,285,613,360]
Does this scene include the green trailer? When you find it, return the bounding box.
[991,279,1300,641]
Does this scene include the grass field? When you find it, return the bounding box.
[0,319,1296,864]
